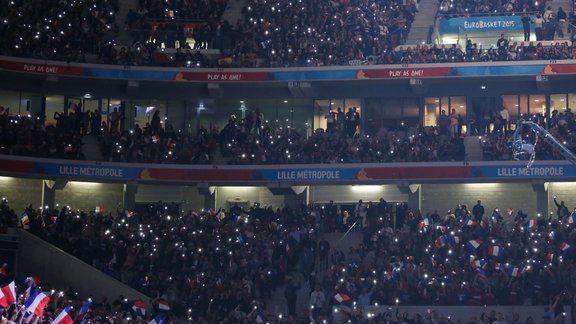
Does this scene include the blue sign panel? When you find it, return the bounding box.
[471,165,576,179]
[34,162,143,181]
[439,16,532,33]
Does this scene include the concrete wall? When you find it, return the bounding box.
[421,183,538,218]
[136,184,208,211]
[0,177,42,212]
[55,181,124,212]
[309,185,407,204]
[17,229,151,303]
[215,186,303,210]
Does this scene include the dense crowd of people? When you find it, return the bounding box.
[0,104,467,164]
[4,0,576,67]
[2,189,576,322]
[4,102,576,165]
[0,0,120,63]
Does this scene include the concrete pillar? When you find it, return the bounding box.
[123,182,138,210]
[397,182,421,212]
[532,181,549,218]
[408,185,421,212]
[42,180,56,209]
[42,179,68,208]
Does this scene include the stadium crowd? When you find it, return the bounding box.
[3,0,576,67]
[0,105,466,164]
[1,189,576,322]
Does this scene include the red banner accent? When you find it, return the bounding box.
[359,166,472,180]
[0,60,85,76]
[357,67,452,79]
[544,64,576,74]
[139,168,254,181]
[0,160,35,174]
[175,71,269,82]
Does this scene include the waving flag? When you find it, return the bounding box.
[158,299,170,311]
[334,293,350,303]
[546,252,554,262]
[24,290,50,317]
[52,307,74,324]
[508,265,524,278]
[79,299,92,319]
[527,219,538,228]
[435,235,449,249]
[561,242,571,251]
[20,212,30,225]
[466,240,483,252]
[436,226,448,234]
[94,206,104,214]
[488,246,505,258]
[0,263,7,277]
[0,281,16,307]
[418,217,433,230]
[149,313,167,324]
[132,299,147,318]
[463,218,477,226]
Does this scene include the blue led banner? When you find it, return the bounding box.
[439,16,533,33]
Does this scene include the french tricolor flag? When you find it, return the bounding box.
[488,246,504,258]
[24,290,50,317]
[158,299,170,311]
[418,217,432,230]
[463,218,477,226]
[527,219,538,228]
[52,306,74,324]
[0,281,16,307]
[508,265,524,278]
[434,235,448,249]
[561,242,571,251]
[79,299,92,319]
[334,293,350,303]
[466,240,483,252]
[132,299,147,318]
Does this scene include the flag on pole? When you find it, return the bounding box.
[334,293,350,303]
[0,281,16,307]
[52,307,74,324]
[24,290,50,317]
[79,299,92,319]
[149,313,167,324]
[488,246,505,258]
[435,235,449,249]
[463,218,477,226]
[132,299,147,318]
[158,299,170,311]
[466,240,483,252]
[20,212,30,225]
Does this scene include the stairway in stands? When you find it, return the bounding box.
[82,135,104,161]
[221,0,248,26]
[464,135,484,161]
[405,0,439,45]
[264,229,364,319]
